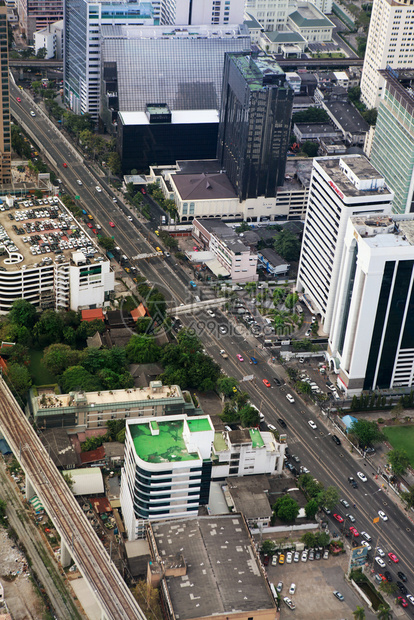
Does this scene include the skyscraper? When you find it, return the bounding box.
[328,214,414,396]
[0,6,11,186]
[160,0,244,26]
[360,0,414,109]
[370,68,414,215]
[217,52,293,202]
[296,156,394,334]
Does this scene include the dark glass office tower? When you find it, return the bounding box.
[217,52,293,202]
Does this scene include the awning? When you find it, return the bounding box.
[207,258,229,278]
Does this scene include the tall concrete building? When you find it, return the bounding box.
[370,68,414,215]
[360,0,414,109]
[0,6,11,186]
[64,0,155,121]
[296,156,394,334]
[217,51,293,202]
[328,214,414,396]
[18,0,63,42]
[160,0,244,26]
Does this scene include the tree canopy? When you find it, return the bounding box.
[292,107,329,124]
[349,419,384,448]
[274,229,301,262]
[273,495,299,522]
[387,449,410,477]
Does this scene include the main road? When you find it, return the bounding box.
[11,86,414,615]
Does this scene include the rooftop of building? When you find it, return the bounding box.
[351,214,414,248]
[288,2,334,28]
[101,23,250,39]
[176,159,221,174]
[294,121,339,134]
[194,219,252,253]
[150,515,275,619]
[263,29,306,43]
[118,109,219,126]
[316,155,392,199]
[0,196,107,271]
[39,428,78,468]
[129,419,203,463]
[244,12,263,29]
[172,172,237,201]
[379,68,414,116]
[225,475,273,519]
[324,100,370,134]
[229,52,285,89]
[34,384,183,412]
[259,247,289,266]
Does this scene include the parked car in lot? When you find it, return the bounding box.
[333,591,344,601]
[276,582,283,593]
[283,597,296,610]
[301,551,308,562]
[289,583,296,595]
[272,555,277,566]
[286,552,293,564]
[294,552,300,562]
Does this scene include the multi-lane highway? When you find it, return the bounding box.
[11,85,414,615]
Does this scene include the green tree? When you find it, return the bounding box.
[6,363,32,397]
[273,495,299,522]
[400,485,414,509]
[301,141,319,157]
[99,236,116,251]
[317,486,339,511]
[387,449,410,477]
[62,472,74,490]
[301,532,316,548]
[298,473,323,498]
[107,152,121,175]
[260,539,275,556]
[379,581,398,596]
[33,309,65,346]
[0,498,7,524]
[292,107,329,123]
[60,365,102,393]
[125,335,161,364]
[36,47,47,59]
[217,376,239,397]
[377,605,393,620]
[274,230,301,262]
[284,292,298,310]
[352,606,366,620]
[316,532,331,547]
[42,343,80,376]
[296,380,312,395]
[362,108,377,126]
[239,404,260,427]
[349,419,384,449]
[348,86,361,104]
[9,299,37,328]
[305,499,319,519]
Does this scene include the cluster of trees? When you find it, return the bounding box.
[274,229,301,263]
[348,419,384,449]
[135,282,167,324]
[350,392,389,411]
[81,419,126,451]
[124,182,150,219]
[42,343,134,393]
[298,472,339,517]
[387,449,410,477]
[272,494,300,522]
[146,183,177,219]
[292,107,329,124]
[125,329,221,392]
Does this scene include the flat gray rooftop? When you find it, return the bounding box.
[316,155,393,200]
[152,515,275,619]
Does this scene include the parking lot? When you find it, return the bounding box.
[267,553,376,619]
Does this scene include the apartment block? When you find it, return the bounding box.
[0,6,11,186]
[17,0,62,42]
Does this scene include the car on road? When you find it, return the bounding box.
[388,552,399,563]
[95,186,101,192]
[361,531,371,542]
[283,597,295,610]
[378,510,388,521]
[376,547,385,557]
[398,572,408,582]
[16,97,21,102]
[333,591,344,601]
[375,557,386,568]
[357,471,367,482]
[63,162,67,167]
[263,379,271,388]
[397,582,408,595]
[276,582,283,593]
[340,499,350,508]
[292,455,300,463]
[332,435,341,445]
[236,354,244,362]
[206,309,215,317]
[92,229,98,234]
[76,179,82,185]
[112,197,117,202]
[286,393,295,403]
[361,541,371,551]
[155,230,159,236]
[305,329,311,337]
[268,424,276,432]
[398,597,408,608]
[289,583,296,595]
[278,418,287,428]
[375,574,387,583]
[30,110,36,117]
[273,376,282,386]
[109,221,115,227]
[127,216,133,221]
[348,476,358,488]
[87,223,93,228]
[384,571,392,582]
[333,514,344,523]
[308,420,317,429]
[300,466,310,474]
[407,594,414,605]
[346,513,355,523]
[250,356,258,364]
[349,526,359,537]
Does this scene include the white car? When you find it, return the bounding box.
[361,541,372,551]
[286,552,293,564]
[272,555,277,566]
[95,186,102,192]
[286,394,295,403]
[357,471,367,483]
[30,110,36,117]
[375,557,386,568]
[376,547,385,557]
[207,309,216,318]
[308,420,317,430]
[276,581,283,593]
[361,531,372,542]
[378,511,388,521]
[301,551,308,562]
[284,597,295,610]
[407,594,414,606]
[127,216,133,221]
[112,197,117,202]
[346,513,356,523]
[294,552,300,562]
[76,179,83,186]
[289,583,296,595]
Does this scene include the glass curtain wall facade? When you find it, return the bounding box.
[0,7,11,186]
[217,52,293,201]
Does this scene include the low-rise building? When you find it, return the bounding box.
[212,427,286,477]
[288,2,334,42]
[120,415,214,539]
[258,29,307,56]
[147,514,276,620]
[257,248,290,276]
[34,19,63,59]
[30,382,198,430]
[192,219,258,282]
[322,100,370,146]
[293,121,341,143]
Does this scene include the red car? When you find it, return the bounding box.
[87,223,93,228]
[92,229,98,234]
[141,188,146,194]
[388,552,399,563]
[16,97,21,103]
[63,162,67,168]
[349,526,359,537]
[398,597,408,608]
[378,574,387,582]
[109,221,115,227]
[333,514,344,523]
[263,379,271,388]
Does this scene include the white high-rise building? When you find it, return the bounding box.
[328,215,414,396]
[360,0,414,109]
[244,0,290,31]
[296,155,394,334]
[161,0,245,25]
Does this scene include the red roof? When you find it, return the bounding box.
[81,308,105,322]
[0,357,7,371]
[90,497,112,514]
[80,446,106,464]
[131,303,149,321]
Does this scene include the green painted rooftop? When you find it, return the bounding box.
[187,418,211,432]
[231,53,284,91]
[249,428,264,448]
[130,420,199,463]
[214,432,228,452]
